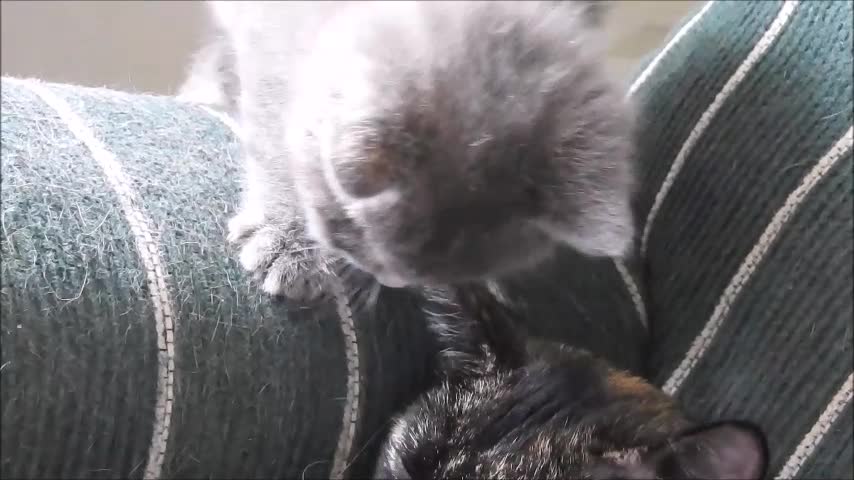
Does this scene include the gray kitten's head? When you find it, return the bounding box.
[375,285,769,479]
[287,1,635,287]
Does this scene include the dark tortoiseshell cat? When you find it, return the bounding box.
[376,285,769,479]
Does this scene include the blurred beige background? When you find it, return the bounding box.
[1,0,701,95]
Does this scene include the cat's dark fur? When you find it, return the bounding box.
[181,1,636,300]
[375,284,769,479]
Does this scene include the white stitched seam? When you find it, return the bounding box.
[329,279,361,479]
[776,373,853,479]
[663,126,853,395]
[640,0,800,256]
[7,77,178,480]
[610,1,717,329]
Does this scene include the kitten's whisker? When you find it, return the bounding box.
[286,246,321,255]
[338,416,398,474]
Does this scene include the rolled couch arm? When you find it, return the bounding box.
[0,78,441,479]
[3,1,850,479]
[0,78,645,479]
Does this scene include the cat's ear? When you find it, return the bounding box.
[537,95,638,259]
[574,1,610,26]
[537,198,635,259]
[547,1,609,26]
[643,421,769,480]
[207,1,243,31]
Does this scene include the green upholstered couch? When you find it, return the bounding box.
[1,1,851,478]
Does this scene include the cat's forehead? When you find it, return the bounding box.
[397,357,684,476]
[365,96,554,195]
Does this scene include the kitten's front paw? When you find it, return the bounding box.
[226,208,265,244]
[228,217,339,302]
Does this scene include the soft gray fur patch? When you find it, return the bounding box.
[182,1,637,299]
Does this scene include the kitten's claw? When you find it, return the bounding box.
[237,225,281,273]
[228,218,338,302]
[226,209,264,244]
[262,249,338,300]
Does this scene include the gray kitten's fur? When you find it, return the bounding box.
[375,284,769,479]
[181,1,636,299]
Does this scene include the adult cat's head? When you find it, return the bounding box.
[375,285,769,479]
[287,1,636,288]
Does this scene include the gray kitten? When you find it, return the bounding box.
[181,1,635,300]
[375,284,769,479]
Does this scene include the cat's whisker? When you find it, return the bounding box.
[337,416,398,475]
[285,246,321,255]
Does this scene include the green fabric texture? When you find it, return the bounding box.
[0,79,644,479]
[628,1,853,478]
[0,81,439,479]
[1,1,852,478]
